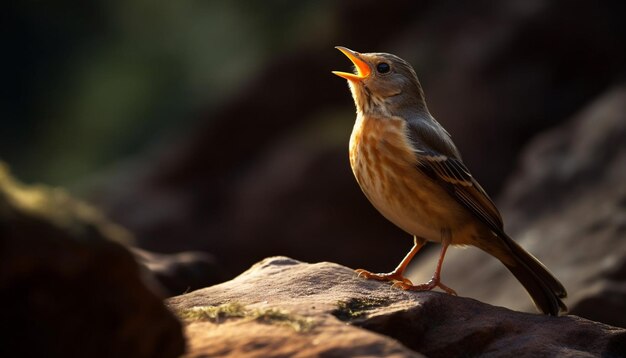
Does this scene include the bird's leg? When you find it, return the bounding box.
[393,229,457,296]
[355,236,426,285]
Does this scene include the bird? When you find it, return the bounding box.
[332,46,567,315]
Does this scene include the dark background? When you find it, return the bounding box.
[4,0,626,285]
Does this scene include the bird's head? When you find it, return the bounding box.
[332,46,428,117]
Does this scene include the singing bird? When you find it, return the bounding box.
[333,46,567,315]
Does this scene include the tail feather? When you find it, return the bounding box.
[479,233,567,316]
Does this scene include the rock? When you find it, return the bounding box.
[168,257,626,357]
[132,248,229,296]
[407,86,626,327]
[0,164,185,358]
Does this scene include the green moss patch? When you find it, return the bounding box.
[250,307,315,333]
[177,302,248,323]
[177,302,315,332]
[332,297,391,321]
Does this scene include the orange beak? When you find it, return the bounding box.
[332,46,371,81]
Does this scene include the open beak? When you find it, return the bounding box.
[332,46,371,81]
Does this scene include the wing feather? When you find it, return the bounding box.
[415,148,504,233]
[405,116,504,233]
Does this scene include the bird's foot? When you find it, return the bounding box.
[392,277,458,296]
[354,268,413,285]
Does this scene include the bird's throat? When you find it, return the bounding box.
[350,83,391,117]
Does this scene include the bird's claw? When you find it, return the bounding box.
[354,269,412,285]
[356,269,457,295]
[391,278,458,296]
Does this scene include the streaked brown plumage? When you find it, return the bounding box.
[333,46,567,315]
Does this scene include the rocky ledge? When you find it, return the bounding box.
[168,256,626,357]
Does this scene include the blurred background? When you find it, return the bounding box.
[3,0,626,321]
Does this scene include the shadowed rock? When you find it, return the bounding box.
[133,248,229,296]
[0,165,185,358]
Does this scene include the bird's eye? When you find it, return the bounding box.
[376,62,390,74]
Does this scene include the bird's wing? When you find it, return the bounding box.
[414,148,504,232]
[405,118,504,233]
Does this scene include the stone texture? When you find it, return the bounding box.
[0,165,185,358]
[168,256,626,358]
[407,86,626,327]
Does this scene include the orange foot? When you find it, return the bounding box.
[392,278,458,296]
[354,268,413,286]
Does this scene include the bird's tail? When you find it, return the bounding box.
[478,232,567,316]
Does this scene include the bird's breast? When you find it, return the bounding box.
[349,114,467,242]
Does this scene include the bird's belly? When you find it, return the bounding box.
[349,116,471,243]
[355,160,464,242]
